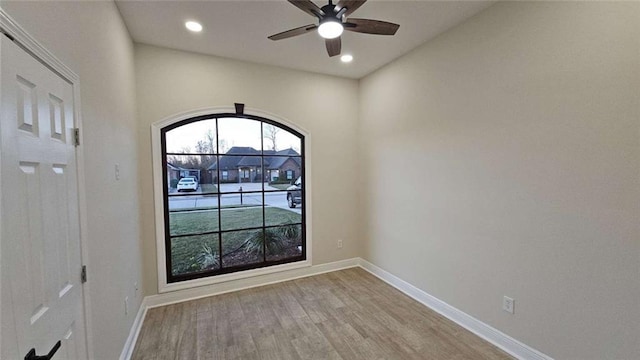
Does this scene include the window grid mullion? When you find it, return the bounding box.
[261,122,266,263]
[215,118,223,270]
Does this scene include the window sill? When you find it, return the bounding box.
[158,259,311,293]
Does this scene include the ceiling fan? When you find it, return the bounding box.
[268,0,400,57]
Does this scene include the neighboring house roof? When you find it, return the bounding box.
[167,163,180,171]
[237,156,262,167]
[208,147,300,170]
[167,162,200,172]
[226,146,259,155]
[274,148,300,156]
[267,156,300,169]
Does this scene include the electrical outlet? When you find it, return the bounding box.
[124,296,129,315]
[503,296,515,314]
[337,239,343,249]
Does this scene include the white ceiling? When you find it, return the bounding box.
[115,0,495,79]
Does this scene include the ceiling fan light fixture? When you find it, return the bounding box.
[318,18,343,39]
[185,21,203,33]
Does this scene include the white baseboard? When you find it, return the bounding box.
[120,257,551,360]
[119,257,359,359]
[119,298,148,360]
[358,258,553,360]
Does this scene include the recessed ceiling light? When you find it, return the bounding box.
[340,54,353,63]
[185,21,203,33]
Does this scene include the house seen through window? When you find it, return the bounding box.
[162,115,305,282]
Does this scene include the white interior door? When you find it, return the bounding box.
[1,35,87,360]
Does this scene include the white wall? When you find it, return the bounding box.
[359,2,640,359]
[135,44,360,296]
[4,1,639,358]
[0,1,143,359]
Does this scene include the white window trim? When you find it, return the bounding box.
[151,107,312,293]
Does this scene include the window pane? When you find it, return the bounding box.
[266,224,303,262]
[171,233,220,276]
[165,119,217,154]
[264,192,301,227]
[262,123,301,153]
[218,191,260,208]
[220,200,264,231]
[217,117,261,155]
[212,155,264,192]
[221,229,263,268]
[166,154,216,194]
[265,156,301,184]
[169,208,219,236]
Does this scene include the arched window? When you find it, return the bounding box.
[160,114,305,283]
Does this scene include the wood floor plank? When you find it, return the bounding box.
[131,268,513,360]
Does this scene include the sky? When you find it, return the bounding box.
[165,117,301,154]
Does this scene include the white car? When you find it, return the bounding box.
[176,177,198,192]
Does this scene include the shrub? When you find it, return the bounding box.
[278,224,300,240]
[244,229,283,255]
[200,184,218,193]
[199,243,219,270]
[270,178,293,185]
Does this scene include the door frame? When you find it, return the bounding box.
[0,8,93,358]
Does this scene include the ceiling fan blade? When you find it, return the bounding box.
[344,18,400,35]
[334,0,367,17]
[288,0,324,18]
[268,24,318,41]
[325,37,341,57]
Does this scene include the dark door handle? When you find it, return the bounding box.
[24,340,61,360]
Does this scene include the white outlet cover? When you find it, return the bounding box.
[503,296,515,314]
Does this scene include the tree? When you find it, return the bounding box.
[195,129,216,153]
[263,124,279,151]
[168,130,216,174]
[219,138,228,154]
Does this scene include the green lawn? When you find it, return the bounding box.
[200,184,218,193]
[269,184,291,190]
[169,207,301,275]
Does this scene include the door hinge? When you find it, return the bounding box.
[81,265,87,284]
[73,128,80,147]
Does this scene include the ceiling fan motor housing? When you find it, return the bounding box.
[320,3,347,22]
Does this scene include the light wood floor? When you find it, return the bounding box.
[132,268,513,360]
